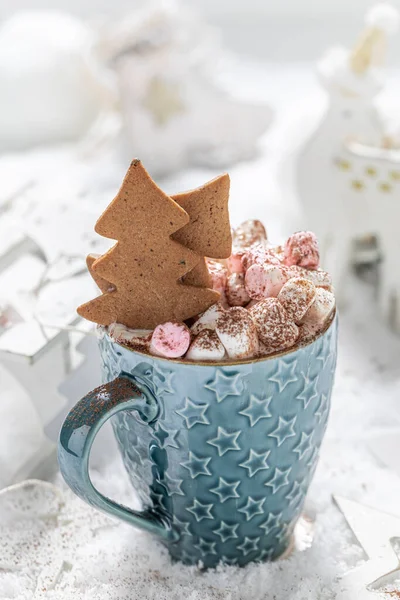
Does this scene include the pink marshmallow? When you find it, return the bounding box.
[245,264,289,300]
[226,273,251,307]
[249,298,299,350]
[227,248,246,274]
[283,231,320,269]
[242,242,282,272]
[233,219,267,248]
[278,277,317,324]
[150,322,191,358]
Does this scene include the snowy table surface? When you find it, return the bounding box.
[1,60,400,599]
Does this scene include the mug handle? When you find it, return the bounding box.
[58,373,177,542]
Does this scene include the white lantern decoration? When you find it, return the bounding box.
[297,3,400,330]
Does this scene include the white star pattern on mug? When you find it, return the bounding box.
[320,396,331,423]
[307,447,319,470]
[175,397,210,429]
[194,538,217,556]
[210,477,241,503]
[204,371,244,402]
[164,471,185,496]
[268,416,297,446]
[172,515,192,536]
[213,521,239,542]
[220,555,238,565]
[316,337,332,369]
[259,511,283,534]
[292,431,314,460]
[153,366,175,395]
[264,467,291,494]
[207,427,241,456]
[237,536,260,556]
[186,499,214,522]
[268,360,298,392]
[238,497,266,521]
[297,369,319,409]
[259,547,275,561]
[153,422,180,449]
[314,393,326,418]
[239,449,271,477]
[274,525,290,545]
[285,480,303,505]
[238,394,273,426]
[181,452,212,478]
[151,491,168,510]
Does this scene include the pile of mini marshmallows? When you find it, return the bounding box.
[108,221,335,362]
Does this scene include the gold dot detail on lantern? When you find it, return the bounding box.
[365,166,377,177]
[390,170,400,182]
[335,158,352,171]
[351,180,365,191]
[378,182,392,193]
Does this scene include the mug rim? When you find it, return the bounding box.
[102,309,337,369]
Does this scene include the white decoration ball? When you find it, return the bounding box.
[366,2,400,34]
[0,11,114,151]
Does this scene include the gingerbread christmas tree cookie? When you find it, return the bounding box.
[77,160,230,329]
[86,254,114,293]
[173,174,231,289]
[172,174,231,258]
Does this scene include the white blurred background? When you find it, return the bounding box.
[1,0,400,59]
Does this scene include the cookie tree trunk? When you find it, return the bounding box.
[78,160,219,329]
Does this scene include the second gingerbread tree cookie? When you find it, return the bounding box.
[172,173,232,258]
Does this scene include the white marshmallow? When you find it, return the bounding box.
[250,298,299,350]
[278,277,317,324]
[226,273,251,307]
[287,266,333,290]
[108,323,152,351]
[299,322,319,343]
[186,329,226,361]
[215,307,259,360]
[302,288,335,327]
[191,303,225,335]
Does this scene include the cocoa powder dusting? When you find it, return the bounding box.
[216,307,252,337]
[250,298,299,349]
[195,329,220,350]
[278,277,316,324]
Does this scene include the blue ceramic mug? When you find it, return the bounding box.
[58,314,337,568]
